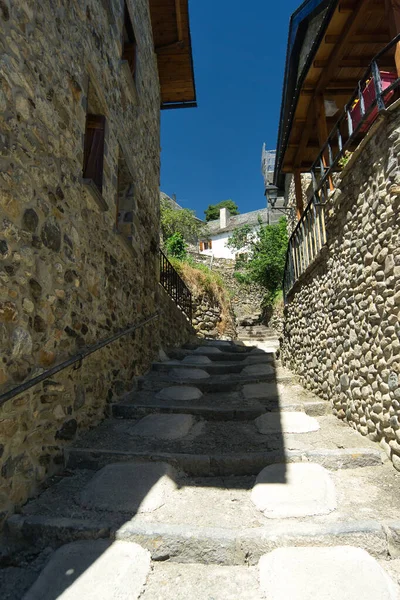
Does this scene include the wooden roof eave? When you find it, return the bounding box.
[277,0,391,178]
[149,0,197,109]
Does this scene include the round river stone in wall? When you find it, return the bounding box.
[259,547,400,600]
[129,414,195,440]
[251,463,337,518]
[155,387,203,401]
[255,412,320,434]
[79,462,177,513]
[182,355,212,365]
[170,368,210,381]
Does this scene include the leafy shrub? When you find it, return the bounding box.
[165,233,187,260]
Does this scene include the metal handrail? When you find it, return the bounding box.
[159,249,192,321]
[0,313,159,407]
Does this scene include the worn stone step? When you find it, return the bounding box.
[5,544,399,600]
[113,391,267,421]
[65,446,382,475]
[62,412,382,472]
[62,418,382,476]
[151,358,281,376]
[182,341,251,354]
[167,347,274,363]
[152,360,271,376]
[112,385,331,421]
[137,367,294,393]
[7,513,398,567]
[7,463,400,563]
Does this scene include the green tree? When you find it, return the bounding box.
[226,224,253,253]
[160,197,201,242]
[204,200,239,222]
[228,217,288,306]
[165,233,187,260]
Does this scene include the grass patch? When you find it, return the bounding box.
[169,258,234,335]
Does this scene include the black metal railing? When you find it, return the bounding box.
[0,313,159,407]
[311,34,400,203]
[159,249,192,321]
[283,35,400,299]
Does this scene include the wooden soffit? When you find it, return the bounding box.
[149,0,197,108]
[281,0,392,174]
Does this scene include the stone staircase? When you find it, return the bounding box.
[1,338,400,599]
[236,323,280,354]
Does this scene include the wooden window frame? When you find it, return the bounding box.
[122,1,137,80]
[202,240,212,251]
[83,114,106,193]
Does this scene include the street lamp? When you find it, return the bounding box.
[265,184,279,208]
[265,184,290,214]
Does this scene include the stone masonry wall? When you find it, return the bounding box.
[281,108,400,470]
[0,1,192,521]
[158,285,195,349]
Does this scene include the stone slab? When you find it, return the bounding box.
[170,368,210,380]
[251,463,337,518]
[23,540,151,600]
[79,462,177,513]
[259,547,400,600]
[130,414,195,440]
[193,346,222,355]
[242,364,275,377]
[255,412,320,434]
[155,386,203,401]
[181,355,212,365]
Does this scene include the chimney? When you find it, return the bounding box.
[220,207,230,229]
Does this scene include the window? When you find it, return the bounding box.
[122,1,137,79]
[200,240,212,251]
[83,114,106,193]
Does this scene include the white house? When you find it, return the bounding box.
[199,207,270,259]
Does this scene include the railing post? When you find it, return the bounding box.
[371,60,385,112]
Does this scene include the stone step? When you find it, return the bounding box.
[151,358,280,376]
[237,335,279,341]
[6,544,399,600]
[62,413,382,475]
[137,367,294,393]
[166,347,275,363]
[182,341,251,354]
[8,464,400,564]
[112,386,331,421]
[65,446,381,476]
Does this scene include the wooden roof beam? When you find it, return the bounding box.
[339,0,382,13]
[314,58,395,68]
[175,0,183,41]
[301,88,357,96]
[325,33,389,44]
[293,0,378,169]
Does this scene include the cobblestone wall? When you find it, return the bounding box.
[0,1,192,521]
[281,109,400,470]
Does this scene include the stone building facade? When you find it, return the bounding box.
[0,1,195,521]
[281,108,400,470]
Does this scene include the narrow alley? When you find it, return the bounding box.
[2,329,400,599]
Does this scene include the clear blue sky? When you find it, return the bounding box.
[160,0,300,220]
